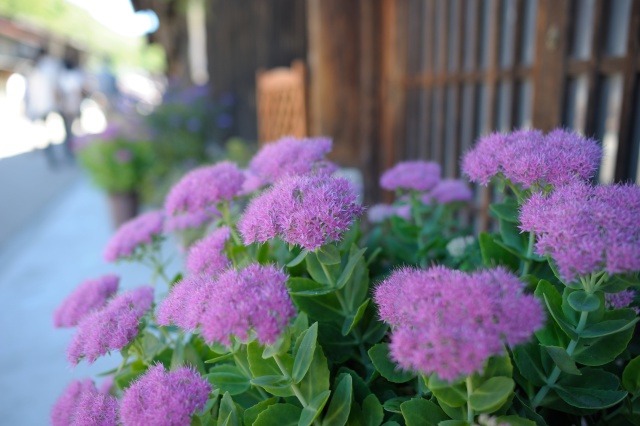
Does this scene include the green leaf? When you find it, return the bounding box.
[253,403,302,426]
[292,323,318,383]
[288,278,334,296]
[141,331,163,361]
[287,279,343,324]
[623,356,640,393]
[368,343,414,383]
[336,247,368,289]
[317,245,341,265]
[400,398,448,426]
[115,370,144,390]
[513,344,547,387]
[498,218,527,254]
[341,298,370,336]
[250,375,292,390]
[217,392,240,426]
[542,346,581,376]
[478,232,520,272]
[244,398,277,426]
[438,421,470,426]
[489,198,519,223]
[567,290,601,312]
[298,344,331,403]
[427,374,468,408]
[205,365,251,396]
[468,377,515,413]
[580,317,639,338]
[262,331,291,359]
[287,250,309,267]
[534,280,570,347]
[554,386,627,409]
[322,374,352,426]
[300,390,331,426]
[495,416,536,426]
[382,397,410,413]
[543,294,579,340]
[205,353,234,364]
[362,394,384,426]
[247,342,295,397]
[572,312,636,366]
[306,253,338,285]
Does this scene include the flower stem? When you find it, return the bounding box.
[521,231,536,276]
[319,261,337,288]
[466,376,475,423]
[233,353,269,400]
[531,310,589,408]
[273,354,318,425]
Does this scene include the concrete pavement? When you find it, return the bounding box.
[0,170,181,425]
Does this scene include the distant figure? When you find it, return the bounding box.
[25,48,61,167]
[58,58,85,160]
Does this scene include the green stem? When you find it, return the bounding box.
[233,353,269,399]
[220,202,242,245]
[319,261,337,288]
[521,231,536,276]
[273,354,317,423]
[159,327,175,344]
[410,191,424,227]
[466,376,475,423]
[116,353,130,374]
[531,310,590,408]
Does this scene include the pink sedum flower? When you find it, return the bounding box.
[52,379,96,426]
[374,266,543,382]
[164,161,245,230]
[120,364,211,426]
[238,175,364,250]
[199,264,295,345]
[520,181,640,280]
[68,286,154,364]
[422,179,473,204]
[186,226,231,276]
[605,290,638,313]
[70,390,119,426]
[249,136,334,184]
[104,211,164,262]
[462,128,601,188]
[54,275,119,328]
[380,160,441,192]
[156,275,212,331]
[164,209,214,233]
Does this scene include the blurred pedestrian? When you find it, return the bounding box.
[58,57,85,160]
[25,48,62,167]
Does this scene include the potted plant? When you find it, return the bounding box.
[76,125,155,228]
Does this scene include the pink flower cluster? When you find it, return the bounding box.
[51,379,118,426]
[164,162,245,231]
[375,266,543,382]
[68,286,154,364]
[186,226,231,276]
[380,160,441,192]
[422,179,473,204]
[367,203,411,223]
[158,264,295,345]
[462,129,601,188]
[54,275,119,328]
[520,181,640,280]
[605,290,638,313]
[238,175,364,250]
[248,136,335,186]
[120,364,211,426]
[104,211,164,262]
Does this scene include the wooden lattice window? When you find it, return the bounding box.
[256,60,308,144]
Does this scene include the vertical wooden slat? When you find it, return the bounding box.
[432,0,449,165]
[448,0,466,177]
[531,0,570,131]
[509,0,526,128]
[614,0,640,181]
[583,0,605,137]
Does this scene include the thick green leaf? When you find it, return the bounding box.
[287,278,334,296]
[479,354,513,381]
[298,344,331,403]
[572,321,635,366]
[513,343,547,387]
[317,245,341,265]
[217,392,240,426]
[262,332,291,359]
[468,377,515,413]
[247,342,295,397]
[623,356,640,393]
[543,294,578,340]
[580,317,639,338]
[478,232,520,272]
[382,397,410,413]
[362,394,384,426]
[498,218,527,254]
[534,280,570,347]
[567,290,601,312]
[288,279,343,324]
[253,403,302,426]
[541,346,581,376]
[205,353,234,364]
[438,421,470,426]
[244,398,277,426]
[341,298,370,336]
[115,370,144,390]
[554,386,627,409]
[336,247,368,289]
[300,390,331,426]
[287,250,309,267]
[427,375,468,408]
[205,365,251,395]
[292,323,318,383]
[400,398,448,426]
[322,374,352,426]
[368,343,414,383]
[250,375,292,390]
[489,199,519,223]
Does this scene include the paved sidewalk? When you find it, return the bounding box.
[0,177,181,425]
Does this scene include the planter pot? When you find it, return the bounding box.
[108,191,139,229]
